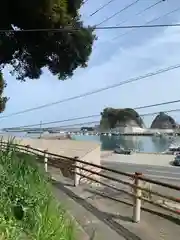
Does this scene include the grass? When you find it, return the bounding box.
[0,141,76,240]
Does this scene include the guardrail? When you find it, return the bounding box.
[1,140,180,223]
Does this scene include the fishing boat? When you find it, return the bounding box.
[114,144,132,155]
[162,143,180,155]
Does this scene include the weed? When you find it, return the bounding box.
[0,140,75,240]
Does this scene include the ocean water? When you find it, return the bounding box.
[71,134,178,153]
[1,131,178,153]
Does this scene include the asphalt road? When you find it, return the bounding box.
[100,160,180,200]
[102,161,180,183]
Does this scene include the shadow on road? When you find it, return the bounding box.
[52,180,142,240]
[85,188,180,226]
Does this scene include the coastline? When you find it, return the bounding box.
[0,133,177,168]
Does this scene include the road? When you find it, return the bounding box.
[101,161,180,183]
[100,160,180,201]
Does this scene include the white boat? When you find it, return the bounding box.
[162,144,180,154]
[154,132,161,136]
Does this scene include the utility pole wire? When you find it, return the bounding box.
[113,5,180,40]
[141,108,180,117]
[1,22,180,33]
[1,63,180,119]
[7,99,180,129]
[115,0,165,27]
[88,0,117,18]
[96,0,140,27]
[53,108,180,128]
[10,106,180,130]
[33,108,180,128]
[92,0,164,49]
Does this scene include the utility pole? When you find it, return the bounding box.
[39,121,42,139]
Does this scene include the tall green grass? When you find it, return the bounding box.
[0,141,75,240]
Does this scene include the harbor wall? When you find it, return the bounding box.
[5,137,101,184]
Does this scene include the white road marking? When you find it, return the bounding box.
[122,169,180,176]
[122,171,180,180]
[102,160,173,168]
[144,169,180,175]
[117,173,180,181]
[141,174,180,181]
[109,166,180,174]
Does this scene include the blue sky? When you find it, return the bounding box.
[1,0,180,129]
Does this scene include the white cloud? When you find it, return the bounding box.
[2,7,180,128]
[82,23,180,86]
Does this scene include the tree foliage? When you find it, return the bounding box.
[0,73,8,113]
[0,0,96,80]
[100,108,144,129]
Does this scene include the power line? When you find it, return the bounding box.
[43,120,100,129]
[88,0,117,18]
[96,23,180,29]
[52,107,180,128]
[13,106,180,129]
[96,0,140,26]
[1,63,180,119]
[141,108,180,117]
[135,99,180,110]
[15,115,100,129]
[6,99,180,129]
[1,23,180,33]
[113,5,180,40]
[115,0,165,27]
[32,108,180,128]
[92,0,164,49]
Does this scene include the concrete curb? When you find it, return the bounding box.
[51,176,90,240]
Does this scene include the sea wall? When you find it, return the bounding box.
[5,137,101,184]
[80,145,101,185]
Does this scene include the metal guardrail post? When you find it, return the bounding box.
[0,138,2,149]
[44,150,48,173]
[26,145,30,153]
[74,156,80,187]
[133,172,142,223]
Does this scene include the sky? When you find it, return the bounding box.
[1,0,180,129]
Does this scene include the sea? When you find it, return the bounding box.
[1,131,179,153]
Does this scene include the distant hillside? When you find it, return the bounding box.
[100,108,145,130]
[150,112,176,129]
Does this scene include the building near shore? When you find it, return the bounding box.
[112,123,146,134]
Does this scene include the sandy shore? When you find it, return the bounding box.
[101,152,175,167]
